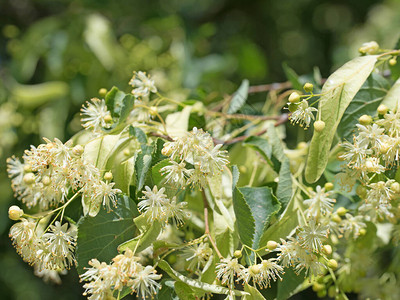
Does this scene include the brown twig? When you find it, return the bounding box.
[201,190,223,259]
[149,132,174,142]
[248,81,292,94]
[207,111,281,121]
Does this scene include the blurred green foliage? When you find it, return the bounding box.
[0,0,399,299]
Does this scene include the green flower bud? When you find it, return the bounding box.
[234,250,242,258]
[359,114,372,125]
[99,88,108,97]
[322,244,332,255]
[303,82,314,93]
[104,171,113,181]
[336,207,347,216]
[377,104,388,115]
[389,58,397,66]
[8,205,24,221]
[327,259,338,270]
[23,173,36,185]
[324,182,334,191]
[314,120,325,132]
[288,92,301,104]
[266,240,278,250]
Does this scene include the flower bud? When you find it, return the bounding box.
[328,286,337,298]
[356,185,367,198]
[288,92,301,104]
[104,171,113,181]
[303,83,314,93]
[331,214,341,223]
[359,228,367,236]
[324,182,334,191]
[104,114,113,124]
[379,142,390,154]
[42,175,51,186]
[266,240,278,250]
[312,282,325,292]
[8,205,24,221]
[249,264,261,275]
[359,114,372,125]
[314,120,325,132]
[72,144,84,157]
[149,106,158,116]
[99,88,108,97]
[358,41,379,55]
[389,58,397,66]
[377,104,388,115]
[317,289,327,298]
[234,250,242,258]
[123,149,130,156]
[322,244,332,255]
[391,182,400,194]
[23,164,32,173]
[336,207,347,216]
[327,259,338,270]
[23,173,36,185]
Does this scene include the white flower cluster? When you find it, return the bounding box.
[216,257,283,289]
[289,100,318,128]
[80,249,161,300]
[7,138,121,215]
[9,219,76,271]
[161,127,229,189]
[137,185,189,226]
[182,242,213,272]
[339,111,400,222]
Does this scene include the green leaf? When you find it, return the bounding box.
[305,55,378,183]
[242,135,273,166]
[238,187,281,249]
[135,145,153,192]
[105,86,125,116]
[76,194,138,274]
[258,194,298,248]
[244,284,266,300]
[227,79,249,114]
[118,214,162,253]
[232,187,255,247]
[174,282,196,300]
[112,156,135,195]
[129,126,147,144]
[276,268,305,300]
[282,62,303,91]
[338,73,390,141]
[158,260,249,296]
[381,77,400,111]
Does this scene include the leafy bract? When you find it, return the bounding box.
[381,77,400,110]
[227,79,249,114]
[244,284,266,300]
[338,73,390,141]
[76,194,138,273]
[305,55,378,183]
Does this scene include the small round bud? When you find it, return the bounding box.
[322,244,332,255]
[167,254,177,265]
[389,58,397,66]
[266,240,278,250]
[358,41,379,55]
[8,205,24,221]
[303,83,314,93]
[249,264,261,275]
[359,114,372,125]
[23,164,32,173]
[317,289,327,298]
[328,286,337,298]
[99,88,108,97]
[104,171,113,181]
[324,182,334,191]
[149,106,158,116]
[104,114,113,124]
[161,144,173,157]
[336,207,347,216]
[356,185,367,198]
[377,104,388,115]
[359,228,367,236]
[41,175,51,186]
[234,250,242,258]
[391,182,400,194]
[331,214,341,223]
[239,165,247,173]
[314,120,325,132]
[365,158,376,172]
[72,144,84,157]
[327,259,338,270]
[297,142,308,150]
[123,149,130,156]
[288,103,298,113]
[23,173,36,185]
[379,142,390,154]
[288,92,301,104]
[312,282,325,292]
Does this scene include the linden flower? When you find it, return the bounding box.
[81,98,112,134]
[129,71,157,98]
[289,100,318,128]
[304,185,336,218]
[297,220,329,253]
[130,265,162,299]
[9,218,40,263]
[183,242,213,272]
[216,258,245,286]
[138,186,168,220]
[339,140,372,168]
[356,123,386,149]
[366,180,394,204]
[41,221,77,270]
[340,213,367,239]
[160,161,187,186]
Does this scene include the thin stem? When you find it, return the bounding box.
[201,190,223,259]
